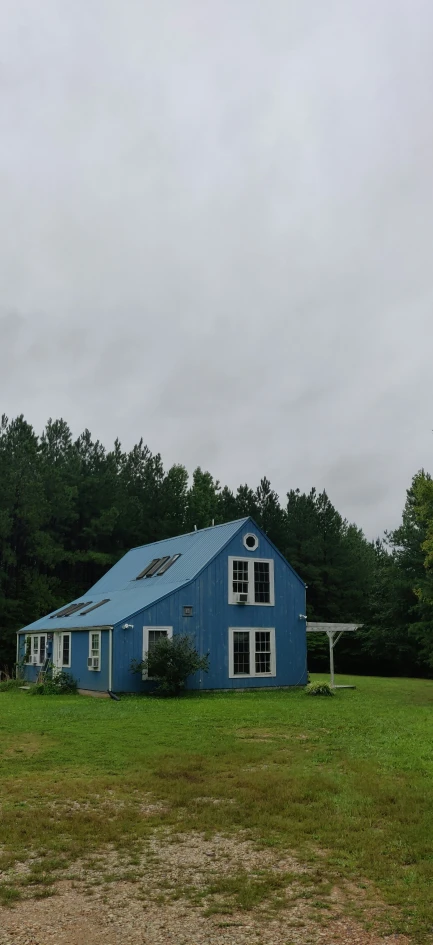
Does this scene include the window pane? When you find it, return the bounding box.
[255,631,271,673]
[254,562,270,603]
[233,631,250,675]
[79,599,110,616]
[62,635,70,666]
[91,633,100,655]
[136,559,162,580]
[233,560,249,595]
[145,558,169,578]
[148,630,168,649]
[33,637,39,654]
[156,554,181,575]
[39,636,46,664]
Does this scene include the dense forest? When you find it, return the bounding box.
[1,414,432,678]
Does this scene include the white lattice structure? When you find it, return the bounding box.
[307,622,362,688]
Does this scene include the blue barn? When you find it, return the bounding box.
[17,518,307,693]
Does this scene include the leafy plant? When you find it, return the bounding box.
[131,634,209,696]
[29,671,77,696]
[0,678,24,692]
[304,681,335,696]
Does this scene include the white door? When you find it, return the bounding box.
[52,632,63,675]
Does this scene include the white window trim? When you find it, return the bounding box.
[28,634,47,666]
[88,630,101,671]
[228,627,276,679]
[243,533,259,551]
[142,626,173,680]
[61,632,71,669]
[228,556,275,606]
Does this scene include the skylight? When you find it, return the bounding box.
[145,556,170,577]
[50,602,93,619]
[135,558,162,580]
[157,554,181,575]
[135,553,182,580]
[79,599,110,616]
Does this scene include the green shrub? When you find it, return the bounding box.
[29,672,77,696]
[131,634,209,696]
[0,678,23,692]
[305,681,335,696]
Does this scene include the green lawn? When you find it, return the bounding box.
[1,675,433,940]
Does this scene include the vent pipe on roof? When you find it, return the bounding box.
[211,519,214,526]
[194,525,197,531]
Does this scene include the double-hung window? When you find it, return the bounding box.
[29,635,47,665]
[229,628,276,678]
[142,627,173,679]
[228,557,274,606]
[88,631,101,671]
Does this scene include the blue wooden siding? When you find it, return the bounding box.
[112,522,307,692]
[19,630,110,692]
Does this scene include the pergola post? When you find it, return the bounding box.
[306,623,362,689]
[328,631,335,688]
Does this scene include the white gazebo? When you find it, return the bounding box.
[306,622,362,689]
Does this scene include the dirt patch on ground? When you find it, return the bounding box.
[3,733,53,758]
[0,833,411,945]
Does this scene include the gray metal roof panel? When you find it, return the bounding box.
[19,519,249,633]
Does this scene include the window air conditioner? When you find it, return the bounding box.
[92,657,100,670]
[235,593,248,604]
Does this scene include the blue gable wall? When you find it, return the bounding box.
[112,521,307,692]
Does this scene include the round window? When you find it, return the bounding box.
[243,533,259,551]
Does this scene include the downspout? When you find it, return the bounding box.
[108,628,113,692]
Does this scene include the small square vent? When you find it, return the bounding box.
[183,606,193,617]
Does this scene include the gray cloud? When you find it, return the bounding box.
[1,0,433,538]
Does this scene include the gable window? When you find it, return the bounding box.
[142,626,173,679]
[88,631,101,671]
[254,562,271,603]
[233,560,249,595]
[243,533,259,551]
[228,557,274,606]
[229,628,276,678]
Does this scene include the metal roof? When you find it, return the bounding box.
[20,519,249,633]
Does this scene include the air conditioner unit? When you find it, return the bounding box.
[235,593,248,605]
[92,657,100,670]
[33,657,38,664]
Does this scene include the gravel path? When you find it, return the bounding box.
[0,833,412,945]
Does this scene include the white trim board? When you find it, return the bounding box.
[228,627,276,679]
[142,626,173,680]
[228,557,275,606]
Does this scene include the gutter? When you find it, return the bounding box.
[16,625,114,634]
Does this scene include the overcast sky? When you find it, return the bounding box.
[1,1,432,539]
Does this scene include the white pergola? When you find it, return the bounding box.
[306,622,362,689]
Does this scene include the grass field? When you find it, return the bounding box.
[1,675,433,941]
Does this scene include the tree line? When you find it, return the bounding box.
[0,414,432,677]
